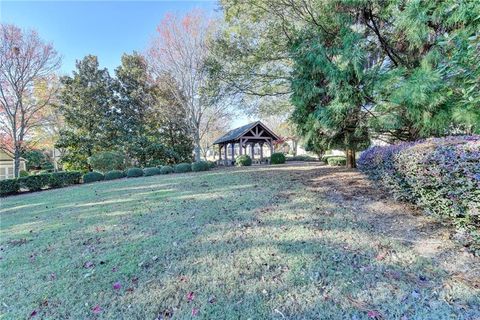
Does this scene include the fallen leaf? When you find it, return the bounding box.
[191,308,199,316]
[92,305,102,314]
[367,310,381,318]
[113,281,122,290]
[29,309,37,318]
[375,251,387,261]
[186,291,195,302]
[84,261,94,268]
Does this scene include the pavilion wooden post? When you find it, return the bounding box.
[239,139,243,155]
[223,143,227,165]
[231,143,235,162]
[269,139,273,156]
[251,143,255,159]
[260,142,264,161]
[219,145,222,161]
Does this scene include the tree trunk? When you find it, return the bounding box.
[14,147,21,178]
[292,139,298,156]
[194,131,201,161]
[346,148,356,168]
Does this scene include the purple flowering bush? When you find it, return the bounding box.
[358,135,480,252]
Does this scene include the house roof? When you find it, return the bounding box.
[213,121,280,144]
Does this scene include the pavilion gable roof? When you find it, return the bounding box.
[213,121,280,145]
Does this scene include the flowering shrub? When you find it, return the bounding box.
[358,136,480,252]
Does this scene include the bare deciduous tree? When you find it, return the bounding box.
[147,11,228,161]
[0,24,61,176]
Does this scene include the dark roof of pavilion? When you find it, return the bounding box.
[213,121,279,144]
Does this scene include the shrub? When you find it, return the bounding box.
[49,171,82,188]
[207,161,216,169]
[18,174,50,191]
[160,165,174,174]
[327,156,346,166]
[126,167,144,178]
[143,167,161,176]
[358,135,480,253]
[19,170,29,177]
[88,151,125,173]
[270,153,286,165]
[83,171,105,183]
[23,149,54,171]
[0,179,20,196]
[191,161,210,172]
[104,170,126,180]
[236,155,252,166]
[174,163,192,173]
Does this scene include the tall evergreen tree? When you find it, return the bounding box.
[56,55,116,170]
[218,0,480,167]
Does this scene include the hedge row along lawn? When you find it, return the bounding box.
[1,163,479,319]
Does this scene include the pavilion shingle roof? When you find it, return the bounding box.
[213,121,280,144]
[213,122,259,144]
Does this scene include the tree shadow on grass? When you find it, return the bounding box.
[1,163,479,319]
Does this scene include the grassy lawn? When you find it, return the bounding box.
[1,163,479,319]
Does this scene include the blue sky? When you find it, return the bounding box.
[1,1,219,75]
[0,0,250,127]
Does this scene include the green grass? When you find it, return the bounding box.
[1,164,479,319]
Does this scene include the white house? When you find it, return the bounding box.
[0,151,27,180]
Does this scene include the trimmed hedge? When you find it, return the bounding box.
[0,179,20,196]
[18,174,50,191]
[174,163,192,173]
[236,155,252,166]
[358,135,480,253]
[191,161,210,172]
[270,153,286,164]
[83,171,105,183]
[327,156,346,166]
[127,168,144,178]
[207,161,216,169]
[1,171,82,196]
[49,172,82,188]
[143,167,161,176]
[160,165,174,174]
[104,170,126,180]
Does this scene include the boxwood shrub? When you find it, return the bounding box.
[270,152,286,164]
[160,165,174,174]
[0,179,20,196]
[358,135,480,253]
[49,171,82,188]
[174,163,192,173]
[207,161,216,169]
[18,174,50,191]
[236,155,252,166]
[127,168,144,178]
[327,156,347,166]
[104,170,126,180]
[143,167,161,176]
[83,171,105,183]
[191,161,210,172]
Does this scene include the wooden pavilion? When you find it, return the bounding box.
[213,121,280,165]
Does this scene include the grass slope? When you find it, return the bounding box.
[1,164,479,319]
